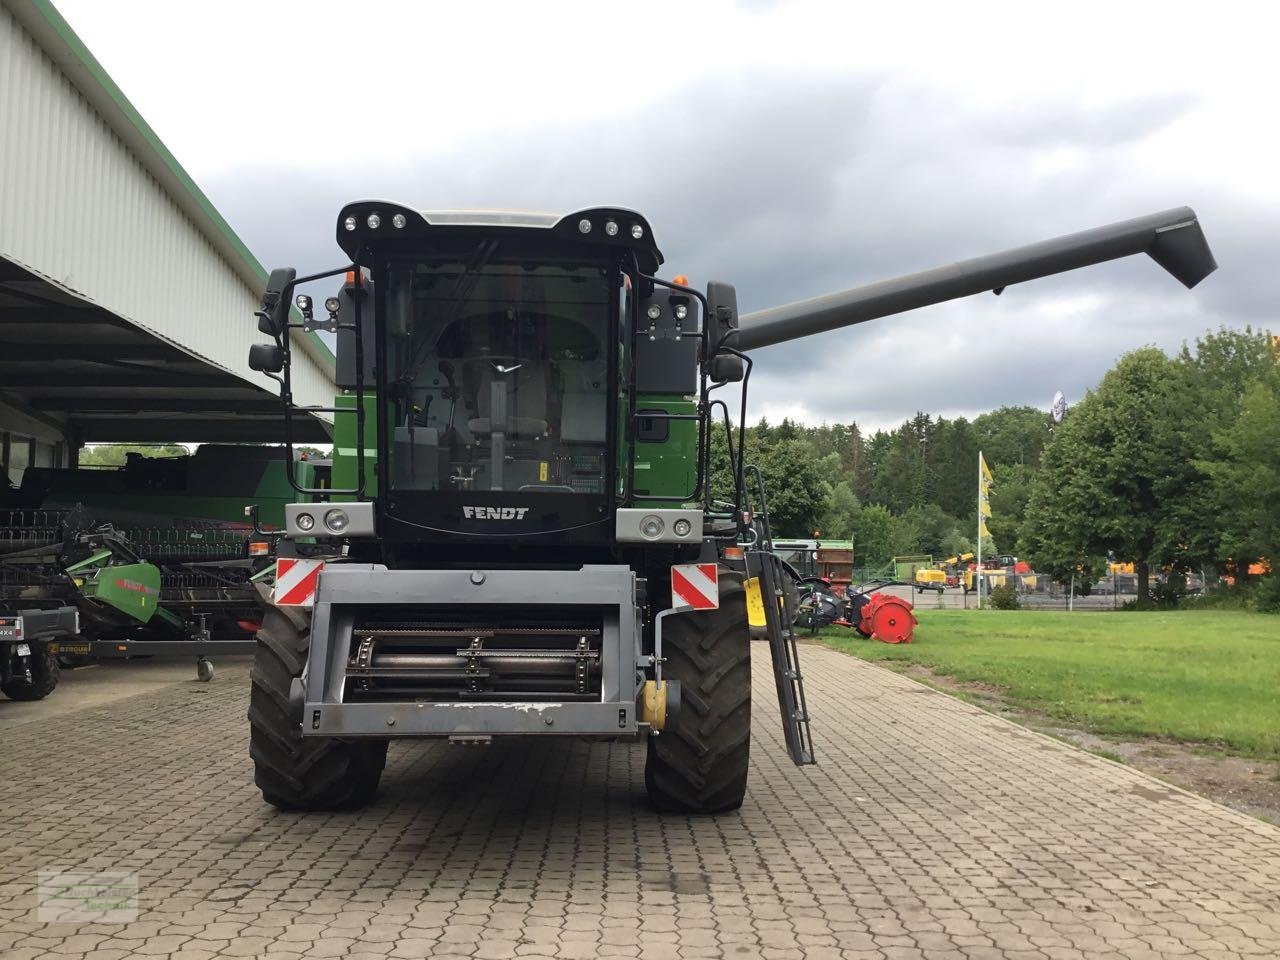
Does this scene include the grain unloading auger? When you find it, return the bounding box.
[736,207,1215,348]
[245,204,1214,813]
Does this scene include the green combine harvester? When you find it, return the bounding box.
[0,445,326,692]
[241,203,1215,812]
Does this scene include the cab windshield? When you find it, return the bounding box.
[384,246,615,494]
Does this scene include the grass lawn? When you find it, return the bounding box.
[818,610,1280,759]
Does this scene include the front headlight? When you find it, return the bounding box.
[324,508,350,534]
[640,515,664,540]
[295,512,315,532]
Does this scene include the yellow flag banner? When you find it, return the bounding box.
[980,498,992,518]
[980,452,993,487]
[979,520,991,539]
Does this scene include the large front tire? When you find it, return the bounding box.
[248,605,387,811]
[645,574,751,814]
[2,644,59,701]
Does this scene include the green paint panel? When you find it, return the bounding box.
[331,393,381,499]
[632,394,698,506]
[78,561,161,624]
[33,446,320,529]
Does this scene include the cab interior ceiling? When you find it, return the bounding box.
[0,256,330,443]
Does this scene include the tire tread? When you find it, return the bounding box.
[645,574,751,814]
[1,646,59,701]
[249,606,386,811]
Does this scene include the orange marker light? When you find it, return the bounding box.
[722,546,745,560]
[672,274,689,287]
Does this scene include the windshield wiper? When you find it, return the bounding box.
[398,238,500,391]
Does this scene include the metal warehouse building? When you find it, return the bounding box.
[0,0,333,483]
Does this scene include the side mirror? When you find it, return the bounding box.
[705,280,739,357]
[248,343,285,373]
[257,267,297,337]
[709,353,744,383]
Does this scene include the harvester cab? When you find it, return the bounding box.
[248,203,1215,814]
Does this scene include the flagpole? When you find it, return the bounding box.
[977,450,983,610]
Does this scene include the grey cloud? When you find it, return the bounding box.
[975,92,1198,149]
[204,68,1273,430]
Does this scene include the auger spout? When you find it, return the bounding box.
[736,206,1216,351]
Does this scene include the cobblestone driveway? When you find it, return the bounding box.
[2,647,1279,959]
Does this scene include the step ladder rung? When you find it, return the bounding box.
[749,549,817,767]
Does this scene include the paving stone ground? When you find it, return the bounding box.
[2,646,1279,959]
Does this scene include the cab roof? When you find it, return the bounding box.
[335,202,663,274]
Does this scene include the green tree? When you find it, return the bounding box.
[713,424,828,537]
[1021,442,1106,592]
[871,423,926,513]
[79,444,188,467]
[1197,379,1280,574]
[855,429,892,503]
[972,405,1052,468]
[927,416,978,517]
[896,503,965,559]
[758,438,830,536]
[851,504,899,567]
[1161,326,1279,571]
[809,422,862,476]
[817,480,861,541]
[1022,348,1183,598]
[986,462,1036,556]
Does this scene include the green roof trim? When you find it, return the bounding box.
[14,0,335,370]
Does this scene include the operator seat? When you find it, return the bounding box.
[467,361,549,437]
[557,358,608,444]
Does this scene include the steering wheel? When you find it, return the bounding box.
[460,354,530,376]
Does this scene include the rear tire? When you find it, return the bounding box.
[2,644,59,701]
[645,574,751,814]
[249,605,387,811]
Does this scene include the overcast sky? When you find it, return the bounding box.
[58,0,1279,432]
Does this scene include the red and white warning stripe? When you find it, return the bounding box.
[671,562,720,610]
[273,558,325,607]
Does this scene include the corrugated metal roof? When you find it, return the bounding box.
[0,257,330,442]
[0,0,336,442]
[1,0,334,376]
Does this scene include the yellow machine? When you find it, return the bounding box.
[914,568,947,593]
[962,568,1037,592]
[962,568,1007,593]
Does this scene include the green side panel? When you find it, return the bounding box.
[31,446,319,529]
[892,556,934,581]
[79,562,161,624]
[331,393,380,500]
[64,548,114,575]
[633,394,698,506]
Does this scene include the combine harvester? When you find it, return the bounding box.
[242,204,1214,812]
[0,446,323,693]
